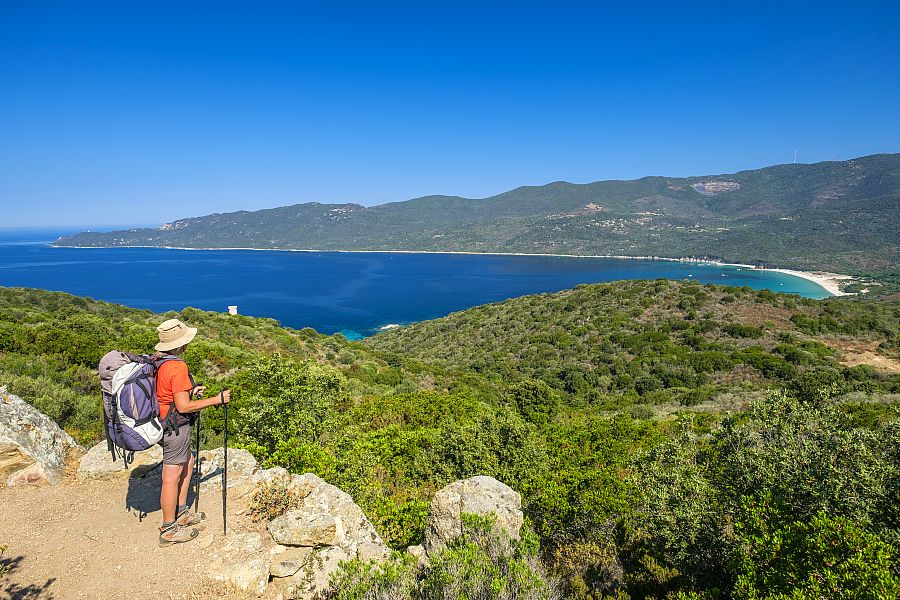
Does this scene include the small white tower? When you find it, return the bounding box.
[227,305,238,315]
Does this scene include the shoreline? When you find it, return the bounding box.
[764,268,853,297]
[50,243,853,297]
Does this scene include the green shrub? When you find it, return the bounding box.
[327,552,419,600]
[722,323,763,339]
[634,390,900,596]
[732,506,899,599]
[248,475,302,522]
[329,514,559,600]
[506,379,560,424]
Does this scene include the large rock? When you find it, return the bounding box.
[267,473,390,562]
[252,465,289,485]
[77,441,162,481]
[269,513,343,547]
[424,475,523,555]
[199,447,258,491]
[269,546,313,578]
[205,532,270,596]
[0,387,83,486]
[280,546,349,600]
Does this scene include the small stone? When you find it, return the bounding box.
[252,466,289,484]
[356,541,390,562]
[406,544,428,567]
[199,447,258,479]
[7,462,49,486]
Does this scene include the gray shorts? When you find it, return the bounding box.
[160,423,192,465]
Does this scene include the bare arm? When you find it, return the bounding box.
[173,389,231,414]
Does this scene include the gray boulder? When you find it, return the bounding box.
[267,472,390,562]
[424,475,523,555]
[269,546,314,578]
[199,447,258,491]
[280,546,349,600]
[0,387,83,485]
[269,513,343,547]
[205,532,270,596]
[77,441,162,480]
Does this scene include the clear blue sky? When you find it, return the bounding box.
[2,1,899,227]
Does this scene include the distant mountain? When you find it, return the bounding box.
[55,153,900,277]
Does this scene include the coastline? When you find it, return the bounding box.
[764,268,853,297]
[50,243,853,297]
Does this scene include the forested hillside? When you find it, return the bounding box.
[1,284,898,598]
[56,153,900,281]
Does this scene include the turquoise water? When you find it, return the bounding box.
[0,229,830,338]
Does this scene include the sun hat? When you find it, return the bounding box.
[155,318,198,352]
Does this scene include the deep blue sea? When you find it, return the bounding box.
[0,229,831,338]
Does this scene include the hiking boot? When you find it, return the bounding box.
[176,509,207,529]
[158,523,199,547]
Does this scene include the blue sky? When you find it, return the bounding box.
[2,1,899,227]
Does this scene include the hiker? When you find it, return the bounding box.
[154,318,231,546]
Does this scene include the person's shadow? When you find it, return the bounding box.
[125,455,216,521]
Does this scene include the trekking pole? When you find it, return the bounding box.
[221,391,228,536]
[193,411,201,513]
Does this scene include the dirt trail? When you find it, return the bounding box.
[0,466,250,599]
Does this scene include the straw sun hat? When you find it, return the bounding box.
[155,318,198,352]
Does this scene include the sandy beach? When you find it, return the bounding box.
[765,269,854,297]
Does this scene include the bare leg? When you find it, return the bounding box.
[160,464,183,525]
[177,453,195,510]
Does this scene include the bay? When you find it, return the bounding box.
[0,229,831,339]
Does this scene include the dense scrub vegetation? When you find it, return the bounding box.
[0,286,474,444]
[367,279,900,413]
[1,283,898,598]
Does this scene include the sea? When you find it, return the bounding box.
[0,228,832,339]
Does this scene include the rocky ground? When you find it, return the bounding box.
[0,472,239,599]
[1,387,524,599]
[0,442,271,599]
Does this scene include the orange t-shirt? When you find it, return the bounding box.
[156,359,192,419]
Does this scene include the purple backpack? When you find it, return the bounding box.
[99,352,185,464]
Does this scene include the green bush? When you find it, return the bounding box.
[329,514,559,600]
[722,323,763,339]
[633,390,900,596]
[248,475,302,522]
[732,505,899,599]
[506,379,560,424]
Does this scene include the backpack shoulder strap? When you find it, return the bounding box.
[154,354,194,433]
